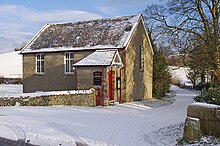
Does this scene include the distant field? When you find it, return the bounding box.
[0,51,22,79]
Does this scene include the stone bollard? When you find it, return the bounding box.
[183,117,202,143]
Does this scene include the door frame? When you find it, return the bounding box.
[109,70,114,101]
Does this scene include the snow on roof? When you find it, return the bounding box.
[21,14,141,53]
[20,46,121,54]
[74,50,117,66]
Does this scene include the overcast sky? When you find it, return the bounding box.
[0,0,161,53]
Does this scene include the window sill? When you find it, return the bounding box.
[35,73,44,76]
[64,72,74,75]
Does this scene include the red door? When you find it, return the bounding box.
[109,71,114,101]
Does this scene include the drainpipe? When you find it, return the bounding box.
[120,67,122,103]
[102,66,105,107]
[124,51,126,65]
[122,50,126,103]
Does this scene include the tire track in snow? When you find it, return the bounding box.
[0,121,26,141]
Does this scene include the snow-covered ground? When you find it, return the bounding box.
[0,51,22,78]
[0,84,22,97]
[0,53,206,145]
[0,85,198,146]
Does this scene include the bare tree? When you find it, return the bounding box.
[14,41,28,51]
[144,0,220,82]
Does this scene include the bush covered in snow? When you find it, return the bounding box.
[178,136,220,146]
[194,86,220,105]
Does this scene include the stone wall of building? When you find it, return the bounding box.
[23,50,93,93]
[76,66,102,90]
[124,17,153,101]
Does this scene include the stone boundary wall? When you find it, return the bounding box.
[184,102,220,142]
[0,78,22,84]
[0,89,96,107]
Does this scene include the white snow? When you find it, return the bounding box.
[21,46,121,54]
[0,84,93,98]
[191,102,220,108]
[74,49,117,66]
[0,84,22,97]
[187,117,200,122]
[183,136,220,146]
[121,15,140,47]
[169,66,193,87]
[0,85,198,146]
[0,51,22,78]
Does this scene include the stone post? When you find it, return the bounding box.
[183,117,202,143]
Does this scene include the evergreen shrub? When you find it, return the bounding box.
[194,86,220,105]
[153,49,171,99]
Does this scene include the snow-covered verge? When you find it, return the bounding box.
[0,136,36,146]
[0,51,22,78]
[133,90,176,108]
[0,84,93,99]
[0,84,22,97]
[179,136,220,146]
[0,85,199,146]
[191,102,220,108]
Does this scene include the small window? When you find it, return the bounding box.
[139,46,144,70]
[93,72,102,85]
[65,52,74,74]
[36,54,44,74]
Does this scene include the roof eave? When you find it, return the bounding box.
[74,64,111,67]
[20,24,50,54]
[21,47,122,54]
[123,13,142,48]
[140,15,154,55]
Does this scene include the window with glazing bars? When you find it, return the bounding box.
[36,54,44,74]
[65,52,74,73]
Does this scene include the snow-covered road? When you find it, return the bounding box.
[0,85,198,146]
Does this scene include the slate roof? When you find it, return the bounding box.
[21,14,141,53]
[73,50,117,66]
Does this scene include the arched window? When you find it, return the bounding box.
[93,71,102,85]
